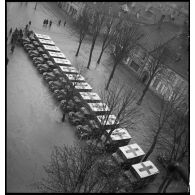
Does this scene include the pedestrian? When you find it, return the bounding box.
[26,29,30,37]
[9,27,12,35]
[49,20,52,28]
[25,28,28,37]
[13,27,18,35]
[24,25,27,36]
[29,21,31,26]
[43,19,45,26]
[34,2,37,10]
[18,29,23,44]
[58,19,61,26]
[11,32,16,45]
[28,30,33,37]
[64,20,66,27]
[15,35,19,45]
[25,24,28,30]
[19,29,23,37]
[45,19,48,27]
[14,32,18,44]
[61,112,66,122]
[11,44,15,54]
[11,34,14,44]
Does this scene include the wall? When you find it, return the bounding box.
[126,46,188,102]
[57,2,85,20]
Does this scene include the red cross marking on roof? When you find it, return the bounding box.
[139,163,153,175]
[125,145,139,156]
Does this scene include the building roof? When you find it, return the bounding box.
[160,35,189,80]
[138,22,181,52]
[132,160,159,178]
[86,2,189,81]
[137,22,189,81]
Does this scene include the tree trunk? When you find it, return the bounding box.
[62,113,66,122]
[169,144,176,163]
[97,48,104,64]
[104,127,115,144]
[162,176,173,193]
[87,39,96,69]
[75,40,82,57]
[157,172,169,193]
[142,129,160,161]
[137,76,153,105]
[105,61,118,90]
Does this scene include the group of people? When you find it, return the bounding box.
[43,19,52,28]
[9,28,22,53]
[43,19,66,28]
[7,16,67,64]
[8,21,32,55]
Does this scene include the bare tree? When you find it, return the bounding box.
[157,127,189,193]
[87,3,106,69]
[96,16,115,65]
[105,21,143,90]
[137,44,166,105]
[164,111,188,163]
[95,80,141,144]
[35,142,131,193]
[156,97,189,193]
[157,161,189,193]
[75,6,90,57]
[142,89,188,162]
[157,15,165,30]
[142,90,182,161]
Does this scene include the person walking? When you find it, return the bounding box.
[11,31,16,45]
[11,44,15,54]
[34,2,37,10]
[26,28,31,37]
[29,21,31,26]
[43,19,46,26]
[14,29,19,43]
[9,27,12,35]
[13,27,18,35]
[11,34,14,44]
[58,19,61,26]
[49,20,52,28]
[61,112,66,122]
[45,19,48,27]
[25,24,28,30]
[64,20,66,27]
[19,29,23,37]
[24,24,28,36]
[18,29,23,44]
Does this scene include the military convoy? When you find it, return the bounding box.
[22,31,159,192]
